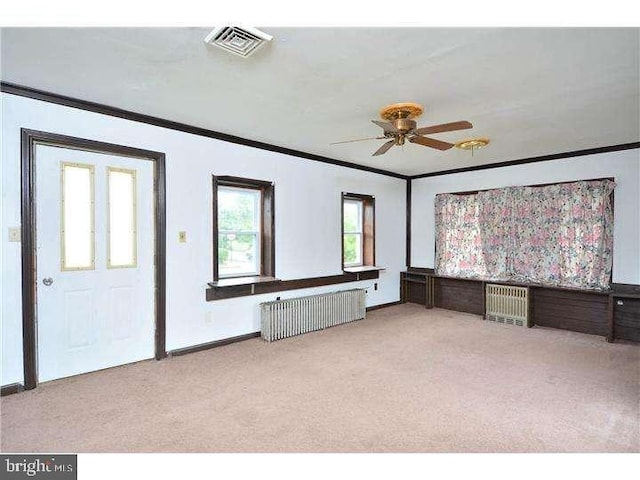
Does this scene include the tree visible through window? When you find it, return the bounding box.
[218,186,261,277]
[343,199,363,266]
[213,176,275,280]
[342,193,375,269]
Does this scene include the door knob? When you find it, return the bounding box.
[42,277,54,286]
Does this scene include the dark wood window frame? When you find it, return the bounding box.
[342,192,376,271]
[212,175,275,283]
[206,189,383,301]
[18,129,167,391]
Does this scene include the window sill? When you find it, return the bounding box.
[208,276,281,288]
[343,266,386,274]
[206,270,380,302]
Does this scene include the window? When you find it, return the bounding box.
[343,198,363,267]
[61,162,95,270]
[342,193,375,269]
[107,167,137,268]
[217,186,261,277]
[213,176,274,280]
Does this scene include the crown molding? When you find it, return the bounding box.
[3,81,637,180]
[0,82,408,180]
[410,142,640,179]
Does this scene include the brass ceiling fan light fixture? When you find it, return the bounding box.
[331,102,474,156]
[454,137,490,156]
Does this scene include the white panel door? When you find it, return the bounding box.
[35,145,155,382]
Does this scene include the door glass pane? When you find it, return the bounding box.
[218,232,259,277]
[343,233,362,266]
[108,168,137,268]
[61,163,95,270]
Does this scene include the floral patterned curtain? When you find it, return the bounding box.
[434,193,487,278]
[477,188,512,282]
[434,179,615,290]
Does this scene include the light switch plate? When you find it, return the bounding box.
[178,231,187,243]
[8,227,21,243]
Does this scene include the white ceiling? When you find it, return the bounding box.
[1,27,638,176]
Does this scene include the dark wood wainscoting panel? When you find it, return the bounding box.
[401,271,639,339]
[434,277,484,315]
[531,289,609,336]
[614,298,640,342]
[406,281,427,305]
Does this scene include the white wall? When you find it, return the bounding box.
[1,93,407,386]
[411,149,640,284]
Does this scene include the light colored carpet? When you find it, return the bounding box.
[1,304,638,453]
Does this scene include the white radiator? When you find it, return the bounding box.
[485,284,529,327]
[260,289,366,342]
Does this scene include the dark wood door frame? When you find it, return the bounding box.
[20,128,167,390]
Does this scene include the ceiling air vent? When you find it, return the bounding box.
[204,26,273,58]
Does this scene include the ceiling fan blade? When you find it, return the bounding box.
[330,136,387,145]
[372,120,399,134]
[414,120,473,135]
[409,135,454,151]
[372,139,396,156]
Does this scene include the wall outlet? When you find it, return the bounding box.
[178,231,187,243]
[8,227,21,243]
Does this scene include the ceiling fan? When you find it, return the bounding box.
[332,102,473,156]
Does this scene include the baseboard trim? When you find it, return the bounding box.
[367,301,403,312]
[168,331,261,357]
[1,383,24,396]
[168,302,402,356]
